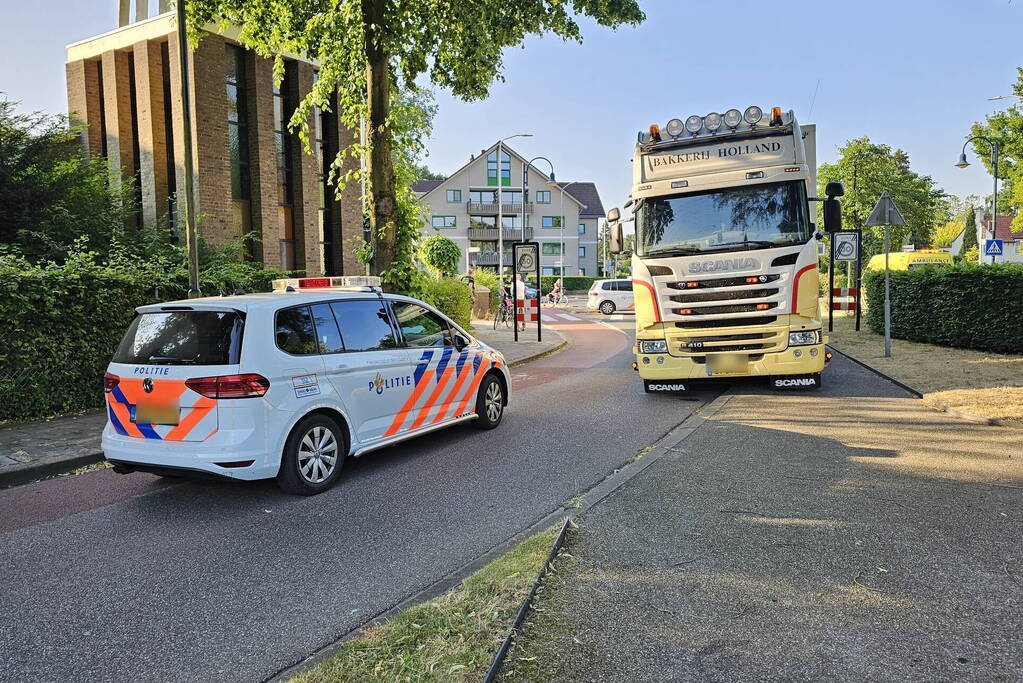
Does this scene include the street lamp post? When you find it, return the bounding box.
[523,155,558,278]
[955,136,1001,264]
[496,134,532,275]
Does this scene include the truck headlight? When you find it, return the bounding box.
[640,340,669,354]
[788,330,821,346]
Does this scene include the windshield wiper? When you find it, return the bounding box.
[147,356,198,365]
[645,247,700,257]
[702,240,779,252]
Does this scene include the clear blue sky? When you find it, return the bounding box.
[4,0,1022,214]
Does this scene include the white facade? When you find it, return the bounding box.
[415,142,604,276]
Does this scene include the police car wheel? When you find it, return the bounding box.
[599,300,616,315]
[473,374,504,430]
[277,414,347,495]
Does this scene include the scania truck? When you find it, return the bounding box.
[606,106,844,393]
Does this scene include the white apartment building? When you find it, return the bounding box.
[413,142,605,276]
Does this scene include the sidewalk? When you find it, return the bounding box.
[0,325,565,488]
[505,354,1023,681]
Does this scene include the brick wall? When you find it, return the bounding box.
[65,59,103,155]
[133,40,169,228]
[191,34,234,246]
[246,52,278,266]
[290,62,322,276]
[100,49,135,187]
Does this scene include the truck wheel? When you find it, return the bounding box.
[473,374,504,430]
[276,414,347,495]
[599,300,616,315]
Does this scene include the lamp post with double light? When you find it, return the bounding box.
[495,134,532,275]
[522,156,559,280]
[955,136,1001,264]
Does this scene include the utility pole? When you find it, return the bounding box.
[176,0,200,297]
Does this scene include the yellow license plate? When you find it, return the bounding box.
[134,404,180,425]
[707,354,748,375]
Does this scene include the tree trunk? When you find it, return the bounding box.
[362,0,397,281]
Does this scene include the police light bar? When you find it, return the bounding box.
[272,276,383,292]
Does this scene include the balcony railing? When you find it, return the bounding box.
[467,202,534,215]
[467,227,534,240]
[472,251,500,266]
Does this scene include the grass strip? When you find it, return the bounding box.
[292,525,561,683]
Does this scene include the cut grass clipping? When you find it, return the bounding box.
[293,524,561,682]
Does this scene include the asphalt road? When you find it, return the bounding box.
[0,314,703,683]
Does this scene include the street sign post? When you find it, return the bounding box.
[512,242,541,342]
[984,239,1004,259]
[866,191,906,358]
[828,230,862,332]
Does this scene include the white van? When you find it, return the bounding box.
[102,279,511,495]
[587,279,635,315]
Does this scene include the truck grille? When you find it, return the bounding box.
[667,274,780,289]
[673,301,778,316]
[671,288,778,303]
[668,325,787,356]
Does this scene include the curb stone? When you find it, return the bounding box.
[825,345,923,398]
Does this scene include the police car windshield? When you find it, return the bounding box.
[637,180,810,257]
[113,311,244,365]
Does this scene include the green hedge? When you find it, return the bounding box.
[863,263,1023,353]
[421,276,473,330]
[0,253,289,423]
[526,276,599,293]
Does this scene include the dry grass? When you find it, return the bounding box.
[825,313,1023,421]
[292,525,560,683]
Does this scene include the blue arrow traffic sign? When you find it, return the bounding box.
[984,239,1004,256]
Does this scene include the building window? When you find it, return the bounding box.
[226,45,250,203]
[536,190,551,203]
[580,267,587,276]
[542,243,564,255]
[500,190,523,204]
[432,215,456,228]
[578,223,586,234]
[542,216,563,228]
[160,42,177,223]
[274,61,296,269]
[470,190,497,204]
[501,216,522,229]
[469,215,496,229]
[1016,241,1023,255]
[487,149,510,186]
[447,189,461,202]
[542,266,562,276]
[314,74,336,275]
[578,246,586,257]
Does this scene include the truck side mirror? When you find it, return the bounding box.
[825,181,845,197]
[607,207,621,223]
[609,222,624,253]
[823,198,842,233]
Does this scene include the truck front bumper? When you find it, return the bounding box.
[636,344,826,380]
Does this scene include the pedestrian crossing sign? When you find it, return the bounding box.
[984,239,1004,256]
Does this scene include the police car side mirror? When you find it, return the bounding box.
[453,334,469,351]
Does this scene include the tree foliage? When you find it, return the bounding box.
[960,208,978,258]
[413,165,445,181]
[0,99,136,262]
[817,137,944,257]
[933,220,965,248]
[188,0,645,292]
[419,233,461,277]
[969,67,1023,231]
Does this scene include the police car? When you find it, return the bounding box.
[102,277,511,495]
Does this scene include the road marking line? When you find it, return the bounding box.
[541,315,557,322]
[594,319,630,336]
[556,313,579,321]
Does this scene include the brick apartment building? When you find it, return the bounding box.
[65,1,362,276]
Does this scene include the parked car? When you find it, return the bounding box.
[102,277,511,495]
[587,279,635,315]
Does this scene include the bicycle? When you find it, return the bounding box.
[493,296,514,329]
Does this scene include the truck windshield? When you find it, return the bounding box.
[637,180,810,257]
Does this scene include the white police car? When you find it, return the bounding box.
[102,277,511,495]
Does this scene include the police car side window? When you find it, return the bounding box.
[391,302,453,348]
[310,303,345,354]
[618,280,633,291]
[276,306,318,355]
[603,281,615,291]
[330,300,399,352]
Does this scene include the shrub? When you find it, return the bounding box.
[526,275,599,293]
[863,263,1023,353]
[419,234,461,276]
[420,276,473,330]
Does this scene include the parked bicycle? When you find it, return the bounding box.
[494,295,514,329]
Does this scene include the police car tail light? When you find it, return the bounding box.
[186,374,270,399]
[104,372,120,392]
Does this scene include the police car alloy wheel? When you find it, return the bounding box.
[277,414,347,495]
[599,300,616,315]
[474,374,504,430]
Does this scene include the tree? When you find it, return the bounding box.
[933,220,965,248]
[188,0,645,291]
[969,67,1023,232]
[413,165,445,182]
[419,234,460,277]
[0,99,135,262]
[817,137,944,258]
[961,208,978,258]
